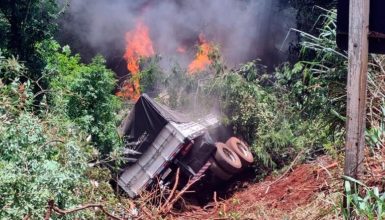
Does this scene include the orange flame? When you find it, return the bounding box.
[117,21,154,100]
[188,34,213,74]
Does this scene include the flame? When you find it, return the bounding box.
[117,20,154,100]
[188,34,213,74]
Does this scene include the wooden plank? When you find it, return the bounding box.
[344,0,370,179]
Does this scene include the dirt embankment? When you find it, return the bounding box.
[174,156,341,219]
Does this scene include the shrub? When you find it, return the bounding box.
[38,41,122,155]
[0,52,129,219]
[0,71,90,218]
[0,0,61,78]
[205,61,333,171]
[274,9,347,129]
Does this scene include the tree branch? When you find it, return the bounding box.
[44,200,124,220]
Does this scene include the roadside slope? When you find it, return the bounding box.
[174,156,342,219]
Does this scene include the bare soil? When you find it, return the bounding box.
[171,155,341,219]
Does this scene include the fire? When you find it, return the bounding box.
[117,20,154,100]
[188,34,213,74]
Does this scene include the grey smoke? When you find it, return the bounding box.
[58,0,297,72]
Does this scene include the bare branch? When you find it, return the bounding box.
[44,200,124,220]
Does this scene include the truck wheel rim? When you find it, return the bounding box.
[223,148,236,162]
[237,142,249,156]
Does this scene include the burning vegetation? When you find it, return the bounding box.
[188,34,214,74]
[117,22,215,100]
[117,21,155,100]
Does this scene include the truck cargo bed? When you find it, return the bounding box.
[118,111,219,198]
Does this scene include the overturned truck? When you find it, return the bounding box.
[118,94,254,198]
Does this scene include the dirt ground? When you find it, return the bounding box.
[171,156,342,220]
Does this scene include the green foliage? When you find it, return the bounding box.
[205,60,334,171]
[163,65,199,109]
[67,60,121,155]
[0,0,62,78]
[0,68,89,218]
[145,43,224,111]
[0,50,128,220]
[275,9,347,128]
[0,113,89,219]
[138,56,164,94]
[142,60,205,111]
[278,8,385,158]
[38,40,122,155]
[207,63,276,144]
[366,122,385,150]
[143,35,341,174]
[0,2,127,215]
[343,176,385,220]
[0,53,35,113]
[146,53,336,172]
[0,54,27,82]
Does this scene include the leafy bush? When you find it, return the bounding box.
[0,0,61,78]
[137,56,164,95]
[278,8,385,154]
[274,9,347,130]
[0,4,129,218]
[0,113,89,219]
[206,66,278,163]
[0,70,90,218]
[0,53,129,219]
[205,61,333,171]
[38,41,122,155]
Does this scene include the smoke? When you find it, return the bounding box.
[58,0,296,74]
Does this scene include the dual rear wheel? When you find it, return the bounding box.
[209,137,254,180]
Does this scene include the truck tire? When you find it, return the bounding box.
[209,158,232,180]
[214,142,242,174]
[226,137,254,166]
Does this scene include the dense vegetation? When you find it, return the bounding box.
[1,0,385,219]
[0,2,126,218]
[139,8,385,218]
[140,10,344,174]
